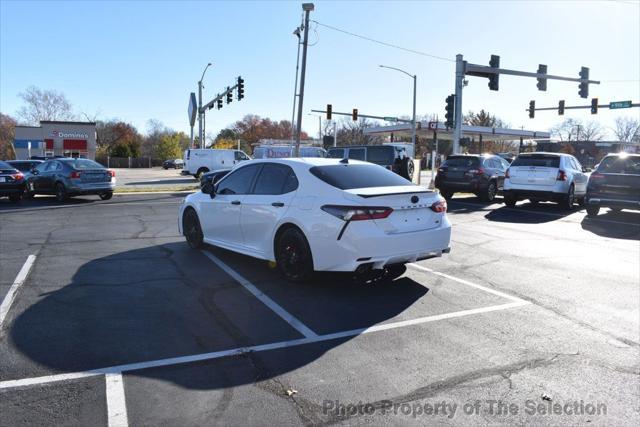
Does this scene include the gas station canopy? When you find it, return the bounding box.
[364,121,550,141]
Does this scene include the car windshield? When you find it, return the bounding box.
[511,154,560,168]
[310,164,411,190]
[62,159,105,170]
[597,156,640,174]
[443,156,480,168]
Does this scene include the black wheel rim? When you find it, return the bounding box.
[56,186,64,199]
[487,184,496,200]
[185,212,201,246]
[280,239,303,279]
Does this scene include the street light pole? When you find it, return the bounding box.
[308,113,322,141]
[198,62,212,149]
[295,3,314,157]
[379,64,417,157]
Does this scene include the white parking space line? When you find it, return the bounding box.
[105,373,129,427]
[201,250,318,338]
[0,371,101,390]
[408,263,529,304]
[0,255,36,329]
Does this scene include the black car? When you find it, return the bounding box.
[434,154,510,201]
[200,168,231,190]
[7,160,43,179]
[585,153,640,217]
[163,158,184,169]
[0,160,26,202]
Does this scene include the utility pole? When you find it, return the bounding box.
[453,54,464,154]
[198,62,212,149]
[295,3,314,157]
[291,24,303,142]
[379,65,417,161]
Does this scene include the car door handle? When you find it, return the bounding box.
[271,202,285,207]
[231,200,241,205]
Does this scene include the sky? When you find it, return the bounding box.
[1,0,639,141]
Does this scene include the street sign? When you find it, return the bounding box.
[609,100,632,109]
[188,92,197,126]
[427,121,438,130]
[383,116,398,122]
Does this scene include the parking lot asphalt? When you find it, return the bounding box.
[0,193,638,425]
[111,168,196,189]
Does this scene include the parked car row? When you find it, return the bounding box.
[0,158,115,202]
[434,152,639,217]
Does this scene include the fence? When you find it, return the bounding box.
[95,157,164,168]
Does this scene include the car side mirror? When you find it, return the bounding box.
[202,181,213,195]
[209,183,218,199]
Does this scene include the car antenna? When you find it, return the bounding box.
[340,157,349,164]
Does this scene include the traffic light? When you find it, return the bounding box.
[536,64,547,91]
[226,87,233,104]
[237,76,244,101]
[488,55,500,91]
[528,100,535,119]
[352,108,358,121]
[445,94,455,128]
[326,104,332,120]
[591,98,598,114]
[579,67,589,98]
[558,100,565,115]
[217,98,223,109]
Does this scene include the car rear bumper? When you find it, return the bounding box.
[503,188,565,202]
[435,179,488,193]
[586,195,640,209]
[67,181,115,195]
[309,216,452,272]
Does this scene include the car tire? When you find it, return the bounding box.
[8,193,21,203]
[481,180,497,202]
[586,205,600,217]
[504,193,517,208]
[99,192,113,200]
[399,158,412,180]
[195,168,209,180]
[55,183,68,202]
[562,185,575,211]
[275,227,314,283]
[183,208,204,249]
[440,190,453,200]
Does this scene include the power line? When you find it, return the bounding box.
[311,20,455,63]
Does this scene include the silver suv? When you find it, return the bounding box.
[503,152,588,210]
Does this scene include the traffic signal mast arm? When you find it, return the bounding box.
[201,76,244,112]
[465,64,601,85]
[310,109,414,123]
[528,100,639,113]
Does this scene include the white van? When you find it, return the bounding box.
[183,149,251,179]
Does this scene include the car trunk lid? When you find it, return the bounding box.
[508,154,561,187]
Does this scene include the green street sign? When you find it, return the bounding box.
[609,100,632,109]
[383,116,398,122]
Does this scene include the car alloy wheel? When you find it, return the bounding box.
[55,183,67,202]
[99,192,113,200]
[484,181,497,202]
[563,185,575,210]
[183,209,204,249]
[276,228,313,283]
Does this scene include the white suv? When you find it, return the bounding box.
[503,152,588,210]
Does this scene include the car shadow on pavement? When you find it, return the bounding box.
[0,196,97,211]
[446,196,502,214]
[125,178,196,186]
[485,202,579,224]
[9,242,427,389]
[581,210,640,240]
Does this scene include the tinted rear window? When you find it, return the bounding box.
[310,164,411,190]
[0,160,13,170]
[366,146,395,165]
[443,156,480,168]
[598,156,640,174]
[7,161,32,171]
[511,155,560,168]
[61,159,105,169]
[327,148,344,159]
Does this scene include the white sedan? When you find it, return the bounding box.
[178,158,451,282]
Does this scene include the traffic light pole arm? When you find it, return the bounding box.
[310,109,414,123]
[465,63,601,85]
[530,102,640,112]
[200,83,239,112]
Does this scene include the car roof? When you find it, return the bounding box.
[517,152,565,157]
[240,157,369,167]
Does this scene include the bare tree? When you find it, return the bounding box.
[580,120,605,141]
[336,118,383,146]
[612,116,640,143]
[17,86,76,125]
[0,113,18,160]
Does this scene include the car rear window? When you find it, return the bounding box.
[310,164,411,190]
[0,160,13,170]
[62,159,105,169]
[511,155,560,168]
[597,156,640,174]
[327,148,344,159]
[7,161,31,171]
[442,156,480,168]
[366,146,395,165]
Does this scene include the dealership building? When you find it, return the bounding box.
[13,121,97,160]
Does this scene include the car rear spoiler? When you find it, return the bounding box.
[357,190,434,198]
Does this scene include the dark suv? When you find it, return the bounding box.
[435,154,510,201]
[585,153,640,216]
[326,145,414,180]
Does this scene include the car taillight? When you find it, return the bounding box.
[430,199,447,213]
[321,205,393,221]
[505,168,510,179]
[590,172,605,180]
[11,172,24,182]
[556,170,567,181]
[466,167,485,176]
[70,171,82,179]
[108,170,116,177]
